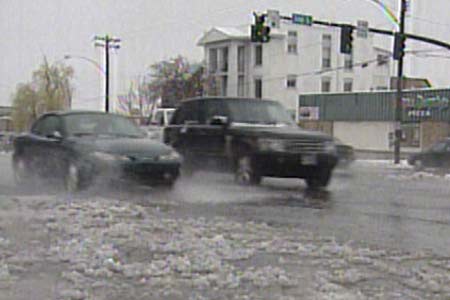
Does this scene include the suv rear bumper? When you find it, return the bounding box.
[253,152,338,178]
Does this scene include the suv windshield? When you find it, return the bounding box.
[64,113,145,138]
[226,100,294,126]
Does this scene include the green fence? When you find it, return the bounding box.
[298,88,450,123]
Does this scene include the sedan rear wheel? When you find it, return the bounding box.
[235,155,261,186]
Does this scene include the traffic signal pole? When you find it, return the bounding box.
[394,0,407,164]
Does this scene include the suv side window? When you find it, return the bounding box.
[172,101,199,125]
[200,99,227,124]
[32,116,62,137]
[31,118,45,135]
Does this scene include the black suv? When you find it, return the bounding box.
[163,97,338,188]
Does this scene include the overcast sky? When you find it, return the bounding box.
[2,0,448,109]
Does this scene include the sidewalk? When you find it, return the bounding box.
[355,147,420,160]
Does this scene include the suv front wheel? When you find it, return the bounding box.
[305,168,332,189]
[235,155,261,185]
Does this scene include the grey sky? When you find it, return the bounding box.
[2,0,447,109]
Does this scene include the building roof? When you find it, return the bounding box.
[197,25,284,46]
[214,26,249,38]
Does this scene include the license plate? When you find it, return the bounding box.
[301,154,317,165]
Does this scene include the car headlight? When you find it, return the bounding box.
[92,151,130,162]
[258,139,285,152]
[158,151,181,162]
[324,141,337,154]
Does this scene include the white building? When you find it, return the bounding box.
[406,1,450,88]
[198,17,393,113]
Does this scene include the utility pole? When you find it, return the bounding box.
[394,0,407,164]
[94,35,121,113]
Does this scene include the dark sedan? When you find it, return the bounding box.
[407,138,450,170]
[13,111,181,192]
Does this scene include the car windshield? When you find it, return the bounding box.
[428,141,448,152]
[64,113,145,138]
[226,100,294,125]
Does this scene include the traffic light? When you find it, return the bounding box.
[251,13,271,43]
[340,25,353,54]
[393,32,406,60]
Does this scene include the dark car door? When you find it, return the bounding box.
[164,101,200,157]
[32,115,67,177]
[195,99,229,168]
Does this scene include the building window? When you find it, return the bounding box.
[321,77,331,92]
[322,34,332,69]
[288,44,298,54]
[344,52,353,71]
[254,78,262,98]
[238,46,245,73]
[220,47,229,72]
[255,45,262,66]
[209,48,218,73]
[288,31,298,38]
[220,76,228,96]
[287,31,298,54]
[238,75,245,97]
[401,123,420,148]
[207,77,219,96]
[343,79,353,92]
[286,75,297,88]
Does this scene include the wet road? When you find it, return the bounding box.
[1,152,450,257]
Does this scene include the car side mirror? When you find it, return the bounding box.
[209,115,229,127]
[47,131,63,140]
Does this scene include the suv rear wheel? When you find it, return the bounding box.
[235,155,261,185]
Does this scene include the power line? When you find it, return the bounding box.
[407,16,450,28]
[405,48,449,54]
[409,53,450,60]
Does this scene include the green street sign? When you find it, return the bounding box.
[292,13,313,26]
